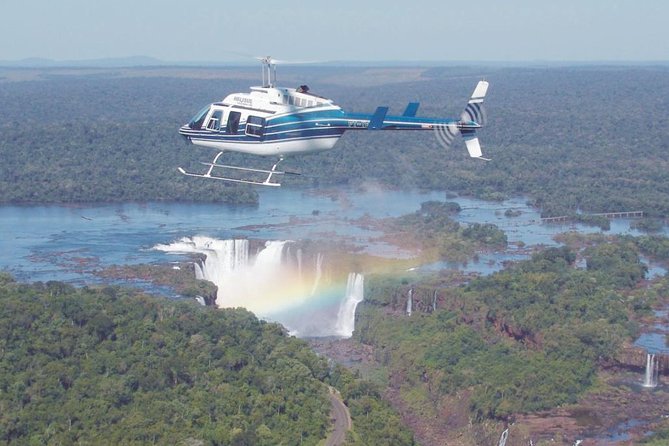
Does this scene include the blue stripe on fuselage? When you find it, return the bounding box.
[180,125,346,144]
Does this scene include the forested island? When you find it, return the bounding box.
[1,65,669,218]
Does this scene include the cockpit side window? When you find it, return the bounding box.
[226,111,241,134]
[188,105,210,130]
[206,110,223,131]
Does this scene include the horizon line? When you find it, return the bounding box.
[2,55,669,69]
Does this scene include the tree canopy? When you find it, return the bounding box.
[0,274,412,445]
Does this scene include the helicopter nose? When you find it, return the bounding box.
[179,125,192,143]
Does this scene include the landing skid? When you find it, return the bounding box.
[178,152,299,187]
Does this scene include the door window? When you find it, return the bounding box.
[226,111,241,134]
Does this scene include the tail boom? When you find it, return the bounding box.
[345,80,490,158]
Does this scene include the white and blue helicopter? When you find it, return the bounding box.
[178,57,489,186]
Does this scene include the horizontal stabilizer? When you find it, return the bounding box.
[368,106,389,130]
[402,102,420,117]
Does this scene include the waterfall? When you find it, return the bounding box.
[193,238,249,295]
[254,240,287,269]
[334,273,364,337]
[643,353,659,388]
[188,237,248,281]
[311,252,324,296]
[154,236,363,338]
[432,290,437,312]
[498,428,509,446]
[154,236,248,280]
[407,288,413,316]
[154,237,266,309]
[194,262,204,280]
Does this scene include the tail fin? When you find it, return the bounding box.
[462,81,490,160]
[461,80,489,126]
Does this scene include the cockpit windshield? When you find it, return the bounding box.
[188,105,211,129]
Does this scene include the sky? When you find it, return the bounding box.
[1,0,668,63]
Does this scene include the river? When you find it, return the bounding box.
[4,186,666,336]
[1,186,664,285]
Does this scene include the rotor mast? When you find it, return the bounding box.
[260,56,277,88]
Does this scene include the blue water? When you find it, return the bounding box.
[1,187,666,285]
[0,188,439,283]
[634,333,669,354]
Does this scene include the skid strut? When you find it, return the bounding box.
[178,152,299,187]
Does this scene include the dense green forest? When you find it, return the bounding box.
[0,273,412,445]
[1,65,668,216]
[385,200,507,261]
[354,237,653,424]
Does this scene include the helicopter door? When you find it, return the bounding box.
[245,115,265,139]
[226,111,241,134]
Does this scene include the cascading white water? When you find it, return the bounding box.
[194,262,204,280]
[202,239,249,281]
[334,273,365,337]
[498,428,509,446]
[154,237,274,312]
[254,240,286,269]
[407,288,413,316]
[154,236,364,338]
[643,353,659,388]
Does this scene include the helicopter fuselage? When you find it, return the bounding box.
[177,75,488,186]
[178,85,476,158]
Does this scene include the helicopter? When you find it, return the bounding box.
[178,57,489,186]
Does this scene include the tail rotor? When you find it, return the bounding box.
[434,123,461,149]
[433,80,490,160]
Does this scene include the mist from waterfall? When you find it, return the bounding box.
[311,253,324,296]
[154,236,364,337]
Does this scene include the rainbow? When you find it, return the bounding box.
[153,236,364,337]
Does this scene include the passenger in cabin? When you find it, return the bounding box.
[296,85,310,93]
